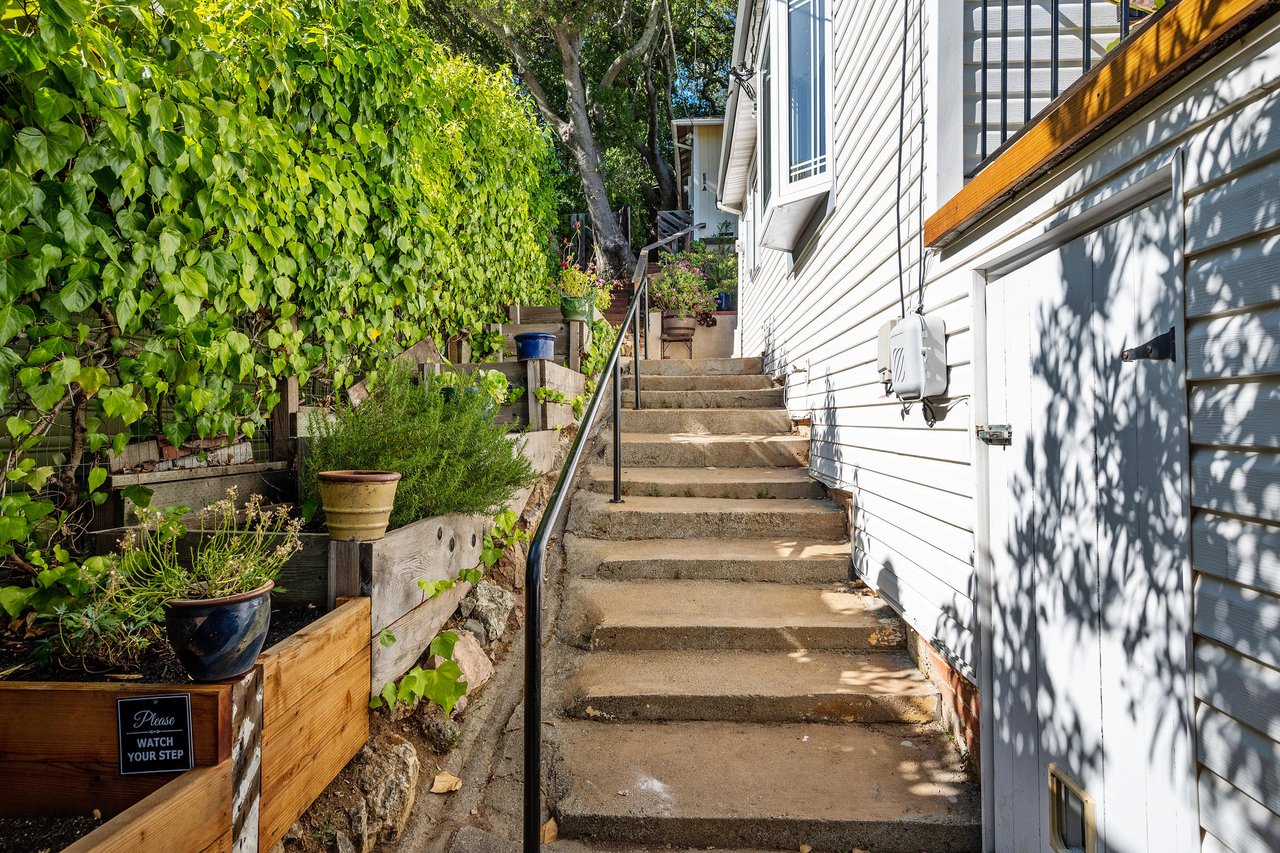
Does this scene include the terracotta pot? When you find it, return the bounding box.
[165,581,274,682]
[662,313,697,341]
[318,470,401,541]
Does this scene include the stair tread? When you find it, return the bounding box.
[576,579,897,630]
[569,648,935,701]
[567,536,849,560]
[588,466,815,484]
[619,432,805,445]
[623,357,763,376]
[557,720,979,829]
[576,492,842,515]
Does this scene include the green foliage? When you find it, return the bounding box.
[676,241,738,295]
[582,319,618,378]
[305,362,536,527]
[370,630,467,715]
[649,259,718,317]
[0,0,555,569]
[415,507,528,601]
[118,490,301,604]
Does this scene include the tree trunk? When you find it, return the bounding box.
[638,63,680,213]
[557,32,637,280]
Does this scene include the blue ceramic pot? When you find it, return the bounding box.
[514,332,555,361]
[165,581,274,682]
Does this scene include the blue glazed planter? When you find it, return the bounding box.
[165,581,274,682]
[514,332,555,361]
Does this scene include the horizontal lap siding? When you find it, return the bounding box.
[1181,36,1280,850]
[740,0,980,679]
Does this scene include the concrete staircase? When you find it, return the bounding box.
[550,357,980,852]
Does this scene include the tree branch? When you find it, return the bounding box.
[471,12,571,137]
[599,0,664,90]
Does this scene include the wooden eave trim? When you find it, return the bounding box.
[924,0,1280,250]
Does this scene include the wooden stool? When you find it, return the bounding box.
[660,335,693,359]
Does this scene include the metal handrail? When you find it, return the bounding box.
[521,226,696,851]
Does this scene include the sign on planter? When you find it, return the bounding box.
[116,694,194,775]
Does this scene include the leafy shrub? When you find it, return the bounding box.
[304,363,536,527]
[0,0,555,571]
[650,260,718,318]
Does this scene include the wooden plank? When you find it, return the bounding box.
[1196,701,1280,814]
[270,374,299,464]
[326,537,363,611]
[1191,448,1280,523]
[540,360,587,396]
[259,649,368,850]
[259,597,370,729]
[1194,575,1280,669]
[0,681,230,765]
[110,461,288,488]
[1187,306,1280,382]
[1193,511,1280,596]
[229,670,262,853]
[368,513,486,634]
[369,580,469,689]
[1198,766,1280,853]
[924,0,1280,248]
[1190,380,1280,452]
[62,761,232,853]
[1195,638,1280,741]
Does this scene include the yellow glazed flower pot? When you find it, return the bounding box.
[318,470,401,541]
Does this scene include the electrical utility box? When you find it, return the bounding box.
[889,313,948,401]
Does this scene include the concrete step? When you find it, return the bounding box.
[570,579,905,651]
[620,408,793,435]
[614,433,808,468]
[585,465,825,500]
[565,535,849,583]
[622,374,776,392]
[623,357,763,376]
[567,492,845,540]
[624,388,784,409]
[566,649,938,723]
[554,720,981,851]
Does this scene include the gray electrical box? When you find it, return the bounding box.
[889,313,947,401]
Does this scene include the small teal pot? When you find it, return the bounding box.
[165,581,274,682]
[514,332,555,361]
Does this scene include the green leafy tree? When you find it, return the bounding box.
[0,0,554,573]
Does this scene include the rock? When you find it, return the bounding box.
[421,706,463,752]
[460,581,515,645]
[430,631,493,695]
[462,618,488,647]
[451,694,468,717]
[356,733,420,845]
[348,800,370,852]
[267,842,286,853]
[334,831,356,853]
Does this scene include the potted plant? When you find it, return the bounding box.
[317,469,402,541]
[120,491,303,682]
[649,259,718,340]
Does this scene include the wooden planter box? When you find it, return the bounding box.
[1,597,371,853]
[478,359,586,430]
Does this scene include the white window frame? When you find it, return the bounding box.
[757,0,834,250]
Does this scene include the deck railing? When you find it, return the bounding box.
[521,227,693,851]
[972,0,1166,173]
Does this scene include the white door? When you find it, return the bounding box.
[984,196,1195,852]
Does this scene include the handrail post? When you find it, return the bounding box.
[633,285,642,412]
[522,544,542,851]
[611,353,623,504]
[643,284,650,360]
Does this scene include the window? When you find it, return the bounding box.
[757,0,832,250]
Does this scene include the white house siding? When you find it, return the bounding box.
[737,0,984,677]
[962,1,1122,174]
[925,16,1280,852]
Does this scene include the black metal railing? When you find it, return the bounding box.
[521,227,693,851]
[973,0,1163,174]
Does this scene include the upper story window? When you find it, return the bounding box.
[756,0,832,251]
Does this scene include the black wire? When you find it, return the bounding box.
[915,0,927,315]
[895,0,908,320]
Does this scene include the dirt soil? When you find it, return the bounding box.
[0,814,105,853]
